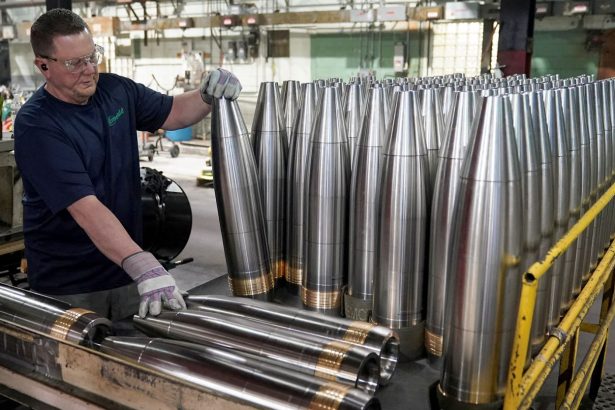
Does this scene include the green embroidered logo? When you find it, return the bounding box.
[107,107,125,126]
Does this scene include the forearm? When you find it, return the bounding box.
[67,195,142,265]
[161,89,211,130]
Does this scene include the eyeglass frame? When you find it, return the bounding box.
[39,44,105,73]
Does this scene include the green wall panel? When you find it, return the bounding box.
[310,31,421,80]
[531,29,599,77]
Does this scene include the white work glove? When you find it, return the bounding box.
[200,68,242,105]
[122,251,187,318]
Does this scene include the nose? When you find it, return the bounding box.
[82,60,98,74]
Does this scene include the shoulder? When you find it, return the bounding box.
[15,87,54,129]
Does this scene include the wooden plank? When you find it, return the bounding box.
[0,239,24,256]
[0,366,105,410]
[57,344,255,410]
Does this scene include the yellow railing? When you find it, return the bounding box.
[503,182,615,409]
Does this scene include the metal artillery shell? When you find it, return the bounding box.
[346,86,388,321]
[426,90,480,361]
[600,81,615,247]
[344,82,366,167]
[573,85,593,296]
[592,83,608,271]
[186,294,400,385]
[372,90,429,361]
[527,90,555,355]
[252,82,288,283]
[133,310,380,395]
[585,83,601,280]
[558,86,583,312]
[440,95,523,404]
[422,87,446,191]
[282,80,302,146]
[543,89,570,329]
[212,98,274,299]
[101,337,381,410]
[0,283,111,346]
[286,83,318,292]
[302,86,350,315]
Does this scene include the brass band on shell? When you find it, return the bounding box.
[227,273,274,297]
[50,308,92,341]
[425,329,443,357]
[286,265,303,285]
[309,383,352,410]
[314,340,352,380]
[301,287,342,310]
[342,321,375,345]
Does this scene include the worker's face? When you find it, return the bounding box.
[36,31,100,105]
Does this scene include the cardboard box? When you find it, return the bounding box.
[412,6,444,21]
[85,17,120,37]
[16,22,32,41]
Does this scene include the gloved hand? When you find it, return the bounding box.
[200,68,242,105]
[122,251,187,318]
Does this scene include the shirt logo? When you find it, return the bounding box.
[107,107,125,127]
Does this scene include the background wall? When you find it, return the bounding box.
[531,28,600,77]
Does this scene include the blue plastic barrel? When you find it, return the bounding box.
[166,127,192,142]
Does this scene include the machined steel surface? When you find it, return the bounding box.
[0,283,111,347]
[558,86,583,312]
[344,81,365,167]
[286,83,317,292]
[281,80,301,146]
[422,87,445,191]
[302,86,350,315]
[544,88,571,329]
[347,86,388,319]
[252,82,288,283]
[186,293,399,385]
[440,95,522,405]
[425,90,479,361]
[211,98,274,299]
[133,310,380,395]
[527,90,555,355]
[101,337,381,410]
[372,90,429,360]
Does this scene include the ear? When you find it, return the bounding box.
[34,57,50,77]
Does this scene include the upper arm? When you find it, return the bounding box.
[127,78,173,132]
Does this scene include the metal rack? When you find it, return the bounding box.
[504,182,615,409]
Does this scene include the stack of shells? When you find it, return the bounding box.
[209,73,615,407]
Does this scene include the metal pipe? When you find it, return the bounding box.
[0,283,111,347]
[185,294,399,386]
[561,300,615,409]
[101,337,381,410]
[211,98,274,299]
[133,310,380,395]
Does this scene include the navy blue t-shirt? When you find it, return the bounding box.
[14,73,173,295]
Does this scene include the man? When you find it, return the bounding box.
[14,9,241,320]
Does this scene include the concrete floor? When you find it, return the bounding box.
[149,146,615,409]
